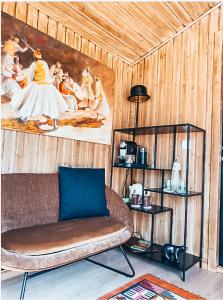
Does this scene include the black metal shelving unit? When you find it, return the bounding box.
[110,123,206,281]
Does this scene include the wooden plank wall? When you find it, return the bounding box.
[1,2,132,193]
[1,2,222,272]
[131,5,223,271]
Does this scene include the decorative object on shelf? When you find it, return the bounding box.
[129,183,143,207]
[130,239,151,252]
[116,140,149,167]
[128,85,150,128]
[162,244,187,264]
[164,178,186,194]
[124,233,156,254]
[117,140,137,166]
[171,158,181,192]
[122,197,130,204]
[138,146,147,165]
[143,191,152,209]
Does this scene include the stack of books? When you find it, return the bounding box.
[125,236,152,253]
[130,239,151,252]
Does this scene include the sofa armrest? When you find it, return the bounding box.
[105,186,133,234]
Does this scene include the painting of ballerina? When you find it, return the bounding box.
[1,13,115,145]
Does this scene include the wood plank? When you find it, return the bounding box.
[36,135,49,173]
[2,2,16,16]
[149,2,184,31]
[180,2,202,20]
[165,2,193,26]
[37,11,48,34]
[170,34,182,125]
[72,2,152,55]
[74,33,82,52]
[202,8,219,263]
[208,30,222,271]
[15,2,27,22]
[80,37,89,56]
[1,130,17,173]
[25,134,39,172]
[28,2,134,64]
[134,2,176,37]
[57,23,66,43]
[14,132,29,172]
[220,4,223,30]
[47,17,57,39]
[65,28,74,48]
[114,2,161,45]
[27,5,38,28]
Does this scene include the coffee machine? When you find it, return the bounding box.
[118,140,138,165]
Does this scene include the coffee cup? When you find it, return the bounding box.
[131,194,141,206]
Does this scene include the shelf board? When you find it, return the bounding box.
[129,204,172,214]
[114,123,205,135]
[145,188,203,197]
[126,243,200,271]
[113,163,171,171]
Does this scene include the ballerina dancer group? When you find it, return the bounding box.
[1,35,110,129]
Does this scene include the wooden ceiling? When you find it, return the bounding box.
[28,1,218,64]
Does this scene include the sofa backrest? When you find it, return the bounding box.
[1,173,59,233]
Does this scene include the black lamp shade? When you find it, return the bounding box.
[128,85,150,103]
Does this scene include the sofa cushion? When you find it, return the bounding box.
[1,217,126,256]
[59,167,109,221]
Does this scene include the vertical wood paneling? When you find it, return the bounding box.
[1,3,222,271]
[38,12,48,33]
[208,30,222,270]
[133,7,223,270]
[15,2,27,22]
[27,5,38,28]
[2,2,15,16]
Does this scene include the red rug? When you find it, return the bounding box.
[98,274,205,300]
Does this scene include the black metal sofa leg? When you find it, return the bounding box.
[20,272,28,300]
[85,246,135,278]
[19,246,135,299]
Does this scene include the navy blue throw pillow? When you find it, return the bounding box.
[59,167,109,220]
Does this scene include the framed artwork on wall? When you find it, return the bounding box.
[1,12,115,145]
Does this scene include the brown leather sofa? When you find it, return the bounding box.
[1,173,134,299]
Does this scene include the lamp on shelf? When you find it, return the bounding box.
[128,85,150,128]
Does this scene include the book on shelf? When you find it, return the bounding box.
[130,239,151,252]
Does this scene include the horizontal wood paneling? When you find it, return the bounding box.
[132,5,223,271]
[1,2,132,190]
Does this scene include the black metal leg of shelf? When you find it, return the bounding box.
[182,270,186,282]
[170,209,173,244]
[161,170,164,209]
[110,131,115,188]
[172,126,177,164]
[142,169,145,208]
[154,129,158,168]
[135,101,139,128]
[151,214,155,245]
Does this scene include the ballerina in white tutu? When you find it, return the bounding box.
[11,49,68,128]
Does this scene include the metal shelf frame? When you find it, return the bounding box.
[110,123,206,281]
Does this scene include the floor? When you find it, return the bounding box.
[2,249,223,300]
